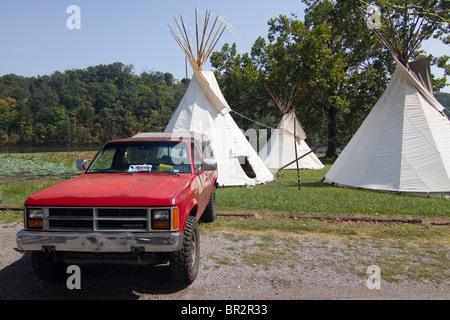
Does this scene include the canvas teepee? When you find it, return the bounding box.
[164,10,273,187]
[324,59,450,197]
[324,3,450,198]
[260,86,324,171]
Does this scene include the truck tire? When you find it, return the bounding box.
[31,251,67,282]
[200,188,216,223]
[169,215,200,284]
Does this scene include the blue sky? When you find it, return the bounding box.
[0,0,448,92]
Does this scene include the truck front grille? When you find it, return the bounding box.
[45,208,149,232]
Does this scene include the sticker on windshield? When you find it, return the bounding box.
[128,164,152,173]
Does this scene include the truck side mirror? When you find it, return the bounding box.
[201,159,217,172]
[76,158,88,171]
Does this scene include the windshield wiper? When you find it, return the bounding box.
[157,171,180,177]
[88,169,132,175]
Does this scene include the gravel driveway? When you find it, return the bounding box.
[0,222,448,300]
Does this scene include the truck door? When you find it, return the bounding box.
[192,141,210,213]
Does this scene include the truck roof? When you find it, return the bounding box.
[131,132,210,144]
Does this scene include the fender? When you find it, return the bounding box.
[183,198,198,224]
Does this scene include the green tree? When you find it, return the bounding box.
[210,43,279,131]
[0,97,17,144]
[213,0,391,157]
[360,0,449,91]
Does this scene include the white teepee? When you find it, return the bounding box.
[164,10,273,187]
[324,60,450,197]
[260,111,325,171]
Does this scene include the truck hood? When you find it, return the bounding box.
[25,173,191,207]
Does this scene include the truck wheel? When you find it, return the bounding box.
[200,188,216,223]
[169,215,200,284]
[31,251,67,282]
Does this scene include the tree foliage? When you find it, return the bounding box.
[0,62,187,146]
[361,0,449,74]
[210,43,278,131]
[211,0,449,157]
[213,0,393,157]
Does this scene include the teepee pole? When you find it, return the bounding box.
[169,9,227,72]
[293,106,301,190]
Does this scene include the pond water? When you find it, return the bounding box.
[0,148,99,184]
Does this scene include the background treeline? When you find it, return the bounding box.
[1,61,448,149]
[436,92,450,112]
[0,62,188,146]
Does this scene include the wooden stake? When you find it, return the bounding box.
[293,107,301,190]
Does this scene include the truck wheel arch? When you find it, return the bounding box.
[181,199,198,222]
[188,204,198,217]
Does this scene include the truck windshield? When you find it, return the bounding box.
[86,141,192,174]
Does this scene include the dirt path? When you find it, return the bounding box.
[0,223,448,300]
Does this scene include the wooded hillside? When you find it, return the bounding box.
[1,62,449,148]
[0,62,188,146]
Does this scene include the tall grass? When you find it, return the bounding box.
[0,179,64,207]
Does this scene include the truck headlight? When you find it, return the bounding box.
[151,208,178,230]
[27,208,44,229]
[151,209,171,230]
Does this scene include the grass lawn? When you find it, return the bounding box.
[3,157,448,217]
[1,153,449,243]
[217,159,450,218]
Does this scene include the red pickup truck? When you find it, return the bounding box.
[16,132,218,285]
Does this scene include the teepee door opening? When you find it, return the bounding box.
[238,156,256,179]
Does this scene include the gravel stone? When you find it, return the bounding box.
[0,223,448,300]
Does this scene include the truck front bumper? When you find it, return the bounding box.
[16,229,183,253]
